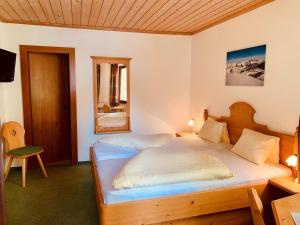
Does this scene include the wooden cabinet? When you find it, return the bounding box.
[269,177,300,195]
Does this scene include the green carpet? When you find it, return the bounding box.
[5,164,99,225]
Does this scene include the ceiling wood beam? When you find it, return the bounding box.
[81,0,92,26]
[103,0,125,27]
[0,0,275,35]
[5,0,30,21]
[152,0,212,31]
[138,0,182,30]
[123,0,157,28]
[170,0,239,32]
[28,0,48,22]
[17,0,39,22]
[72,0,82,25]
[131,0,169,29]
[0,5,12,20]
[145,0,193,31]
[96,0,115,26]
[49,0,64,24]
[0,0,22,20]
[118,0,147,28]
[111,0,135,27]
[0,18,192,35]
[88,0,103,26]
[191,0,273,34]
[38,0,56,23]
[60,0,72,25]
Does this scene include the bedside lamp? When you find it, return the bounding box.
[286,155,298,167]
[286,154,298,179]
[188,119,195,135]
[287,117,300,183]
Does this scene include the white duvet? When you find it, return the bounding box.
[113,148,233,189]
[97,112,127,128]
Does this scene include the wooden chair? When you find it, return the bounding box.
[2,121,48,188]
[247,188,266,225]
[103,104,111,113]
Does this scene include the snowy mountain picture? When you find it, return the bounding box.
[226,45,266,86]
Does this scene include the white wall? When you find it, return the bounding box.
[190,0,300,134]
[0,24,191,161]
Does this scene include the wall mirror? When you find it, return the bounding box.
[92,56,131,134]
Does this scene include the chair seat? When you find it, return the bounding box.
[8,146,43,157]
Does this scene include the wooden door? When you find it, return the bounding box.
[28,53,71,165]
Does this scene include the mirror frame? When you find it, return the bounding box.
[91,56,131,134]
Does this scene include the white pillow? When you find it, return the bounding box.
[231,129,280,165]
[98,133,174,150]
[199,119,225,143]
[267,138,280,164]
[206,118,230,144]
[221,123,230,144]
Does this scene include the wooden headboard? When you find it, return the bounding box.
[203,102,297,166]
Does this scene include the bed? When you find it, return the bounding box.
[97,112,127,128]
[91,102,297,225]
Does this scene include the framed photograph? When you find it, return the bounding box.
[226,44,266,86]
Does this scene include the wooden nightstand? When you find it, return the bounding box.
[175,132,195,137]
[269,177,300,194]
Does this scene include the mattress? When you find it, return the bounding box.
[93,136,291,204]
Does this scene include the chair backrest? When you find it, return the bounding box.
[2,121,25,152]
[247,188,265,225]
[103,104,111,113]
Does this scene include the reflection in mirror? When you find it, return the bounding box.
[92,57,131,134]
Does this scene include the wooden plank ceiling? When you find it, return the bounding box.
[0,0,273,35]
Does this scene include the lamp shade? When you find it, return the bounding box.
[188,119,195,127]
[286,155,298,167]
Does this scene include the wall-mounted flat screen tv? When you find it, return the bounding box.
[0,48,16,82]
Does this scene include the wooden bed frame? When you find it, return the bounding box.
[91,102,297,225]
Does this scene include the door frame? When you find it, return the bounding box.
[0,120,7,225]
[20,45,78,165]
